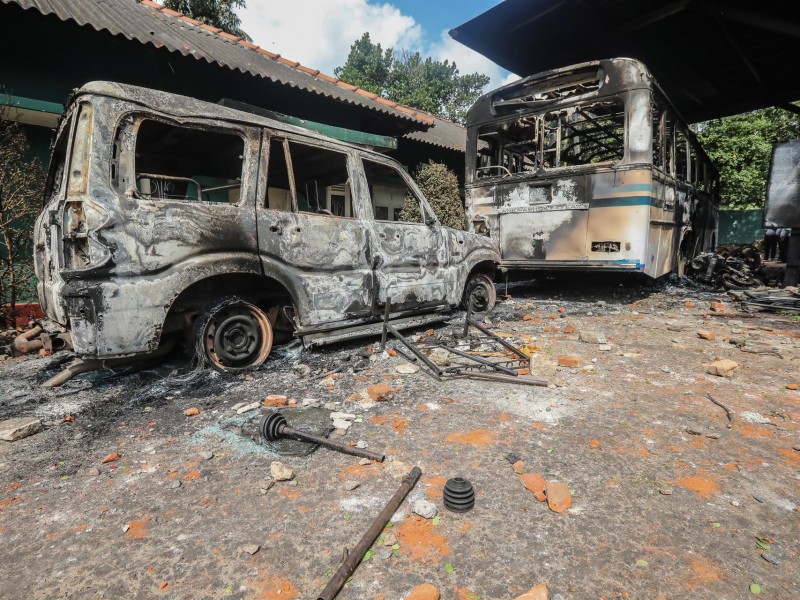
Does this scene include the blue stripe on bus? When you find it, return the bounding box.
[614,184,653,192]
[591,195,653,208]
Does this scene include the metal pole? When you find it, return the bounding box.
[434,344,520,376]
[281,425,385,462]
[380,298,392,351]
[459,371,548,387]
[468,318,530,360]
[317,466,422,600]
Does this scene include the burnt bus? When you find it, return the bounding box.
[34,82,499,370]
[465,58,719,278]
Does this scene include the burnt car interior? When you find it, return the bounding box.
[134,120,244,203]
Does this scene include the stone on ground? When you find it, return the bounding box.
[270,461,294,481]
[0,417,43,442]
[413,499,438,520]
[706,359,739,377]
[514,583,549,600]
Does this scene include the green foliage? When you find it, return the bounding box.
[163,0,250,41]
[333,33,393,97]
[697,104,800,209]
[335,33,490,124]
[400,161,465,230]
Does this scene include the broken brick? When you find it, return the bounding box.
[183,407,200,417]
[546,481,572,513]
[263,394,288,407]
[514,583,549,600]
[367,383,396,402]
[522,314,533,321]
[787,383,798,391]
[557,354,580,368]
[684,300,696,308]
[512,460,525,475]
[406,584,440,600]
[709,301,726,312]
[521,473,547,502]
[563,324,575,334]
[697,330,716,340]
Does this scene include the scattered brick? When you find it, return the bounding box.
[521,473,547,502]
[697,330,716,340]
[546,481,572,513]
[557,354,580,368]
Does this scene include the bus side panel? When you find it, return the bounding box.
[499,209,588,261]
[588,169,652,272]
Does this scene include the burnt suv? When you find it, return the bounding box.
[34,82,499,370]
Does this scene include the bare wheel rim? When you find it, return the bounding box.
[202,302,273,370]
[465,274,496,313]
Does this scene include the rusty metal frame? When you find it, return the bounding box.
[381,298,547,387]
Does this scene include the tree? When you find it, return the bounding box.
[0,103,44,328]
[163,0,251,41]
[335,34,490,124]
[697,105,800,209]
[333,33,394,97]
[400,161,466,230]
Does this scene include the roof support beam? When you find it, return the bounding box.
[715,16,764,88]
[692,2,800,39]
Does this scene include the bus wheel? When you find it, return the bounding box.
[195,296,273,371]
[462,273,496,313]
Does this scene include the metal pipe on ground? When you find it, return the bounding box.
[12,325,43,356]
[317,466,422,600]
[42,337,177,387]
[259,412,385,462]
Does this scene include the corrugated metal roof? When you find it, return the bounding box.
[404,114,466,153]
[3,0,435,127]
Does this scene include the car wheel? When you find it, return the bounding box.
[462,273,496,313]
[195,296,273,371]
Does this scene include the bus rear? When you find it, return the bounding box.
[465,58,718,278]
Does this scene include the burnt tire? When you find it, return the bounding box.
[721,272,760,290]
[195,296,273,371]
[462,273,497,313]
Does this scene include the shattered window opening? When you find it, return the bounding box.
[362,159,426,224]
[288,141,353,218]
[134,120,244,203]
[475,99,625,177]
[542,100,625,168]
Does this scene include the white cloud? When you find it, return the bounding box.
[240,0,422,76]
[237,1,516,98]
[428,30,516,91]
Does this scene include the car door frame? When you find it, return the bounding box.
[352,151,451,315]
[254,128,375,329]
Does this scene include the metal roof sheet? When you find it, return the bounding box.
[404,114,466,152]
[450,0,800,123]
[3,0,435,127]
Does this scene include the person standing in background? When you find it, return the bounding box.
[764,224,778,261]
[778,227,790,263]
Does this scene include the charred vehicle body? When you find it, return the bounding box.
[465,58,719,278]
[34,82,499,370]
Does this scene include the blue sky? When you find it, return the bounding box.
[389,0,503,41]
[238,0,514,89]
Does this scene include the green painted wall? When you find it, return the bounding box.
[718,209,764,245]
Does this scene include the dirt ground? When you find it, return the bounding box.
[1,276,798,600]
